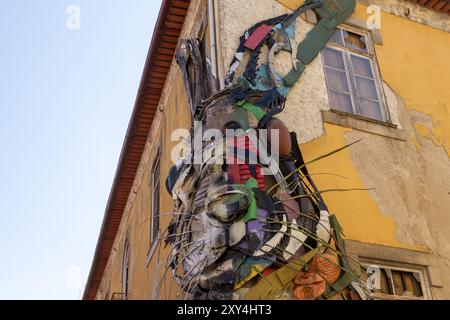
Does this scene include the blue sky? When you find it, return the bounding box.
[0,0,162,300]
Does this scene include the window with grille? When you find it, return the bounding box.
[361,263,431,300]
[322,26,389,123]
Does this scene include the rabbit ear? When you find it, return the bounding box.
[176,39,213,117]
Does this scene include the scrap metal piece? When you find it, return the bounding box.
[166,160,184,197]
[224,1,324,94]
[171,165,197,211]
[168,0,361,300]
[205,184,252,224]
[199,250,248,295]
[176,39,213,117]
[268,42,285,88]
[253,213,288,258]
[181,211,230,270]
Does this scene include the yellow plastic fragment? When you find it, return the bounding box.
[244,248,320,300]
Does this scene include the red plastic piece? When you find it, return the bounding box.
[244,24,274,50]
[227,135,265,190]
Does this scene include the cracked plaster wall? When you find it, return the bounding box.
[218,0,331,144]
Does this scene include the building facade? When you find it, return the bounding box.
[84,0,450,300]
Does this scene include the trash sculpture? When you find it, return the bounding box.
[164,0,369,300]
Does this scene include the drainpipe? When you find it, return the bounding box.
[208,0,224,90]
[213,0,225,90]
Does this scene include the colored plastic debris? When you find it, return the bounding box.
[244,24,274,50]
[206,184,252,224]
[166,0,364,301]
[243,178,259,223]
[244,248,321,300]
[237,100,266,122]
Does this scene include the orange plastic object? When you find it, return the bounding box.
[293,251,341,300]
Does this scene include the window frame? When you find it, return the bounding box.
[360,260,432,300]
[321,25,391,123]
[121,241,130,299]
[150,150,161,245]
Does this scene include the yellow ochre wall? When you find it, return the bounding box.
[96,71,192,300]
[95,0,205,300]
[301,2,450,249]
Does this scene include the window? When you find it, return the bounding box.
[121,241,130,299]
[322,26,389,122]
[150,153,161,243]
[361,262,431,300]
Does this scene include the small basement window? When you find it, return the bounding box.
[322,26,389,123]
[360,263,431,300]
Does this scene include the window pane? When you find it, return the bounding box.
[325,67,350,92]
[343,30,368,53]
[402,272,424,298]
[355,76,378,100]
[351,55,374,78]
[359,98,383,121]
[328,29,343,46]
[125,265,129,296]
[392,271,405,296]
[152,182,160,241]
[152,159,161,242]
[122,244,130,297]
[376,269,393,295]
[329,91,353,114]
[361,264,428,300]
[323,47,345,70]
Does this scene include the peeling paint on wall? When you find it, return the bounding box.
[345,94,450,298]
[361,0,450,33]
[370,5,450,156]
[219,0,332,144]
[277,0,450,32]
